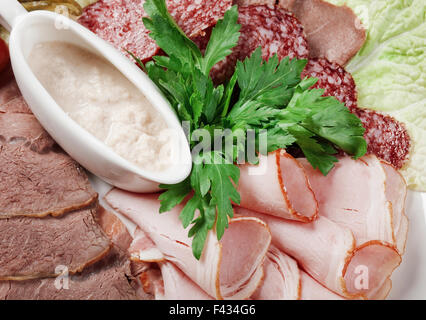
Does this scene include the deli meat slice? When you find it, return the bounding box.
[300,271,344,300]
[159,262,213,300]
[0,113,55,153]
[79,0,231,62]
[0,80,20,107]
[129,228,165,263]
[0,96,32,114]
[204,4,309,83]
[279,0,366,65]
[302,57,411,169]
[0,206,111,280]
[235,207,402,299]
[298,155,408,254]
[0,144,97,218]
[105,190,271,300]
[252,246,300,300]
[237,150,318,222]
[298,156,393,245]
[0,246,139,300]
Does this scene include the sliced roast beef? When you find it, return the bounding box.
[0,206,111,280]
[0,113,55,153]
[0,80,21,107]
[279,0,366,65]
[0,144,97,218]
[0,246,139,300]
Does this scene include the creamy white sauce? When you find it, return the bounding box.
[29,41,172,172]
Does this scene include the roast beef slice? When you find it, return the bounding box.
[0,206,111,280]
[279,0,366,65]
[0,113,55,153]
[0,144,97,218]
[0,246,140,300]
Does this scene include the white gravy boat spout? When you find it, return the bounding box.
[0,0,192,192]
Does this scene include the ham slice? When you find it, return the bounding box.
[237,150,318,222]
[300,271,344,300]
[252,245,301,300]
[279,0,366,65]
[105,189,271,300]
[235,207,401,299]
[381,161,408,254]
[129,228,165,263]
[159,262,213,300]
[298,155,407,254]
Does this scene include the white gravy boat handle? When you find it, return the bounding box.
[0,0,28,32]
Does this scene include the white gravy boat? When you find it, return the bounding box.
[0,0,192,192]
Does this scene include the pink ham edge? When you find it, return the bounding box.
[235,207,401,299]
[104,190,271,300]
[159,262,213,300]
[252,245,301,300]
[129,228,165,263]
[300,271,344,300]
[237,150,318,222]
[298,155,408,255]
[298,155,395,247]
[380,160,409,254]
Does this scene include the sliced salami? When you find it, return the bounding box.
[201,5,309,83]
[302,58,410,169]
[301,58,357,110]
[353,108,411,170]
[78,0,232,62]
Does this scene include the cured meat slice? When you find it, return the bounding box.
[0,206,111,280]
[235,207,402,299]
[105,190,271,300]
[301,57,358,109]
[0,144,98,218]
[129,228,165,263]
[159,262,213,300]
[207,4,309,83]
[237,150,318,222]
[167,0,232,38]
[0,113,55,153]
[78,0,231,62]
[0,80,20,107]
[252,246,301,300]
[300,271,344,300]
[298,156,394,246]
[95,206,133,251]
[0,96,32,114]
[380,161,408,254]
[0,246,140,300]
[302,57,410,169]
[279,0,366,65]
[234,0,276,5]
[353,108,411,170]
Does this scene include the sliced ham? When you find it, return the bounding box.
[129,228,165,263]
[0,80,20,107]
[0,96,31,114]
[300,271,344,300]
[279,0,366,65]
[381,161,408,254]
[159,262,213,300]
[252,245,301,300]
[237,150,318,222]
[105,190,271,300]
[235,207,401,299]
[298,155,407,254]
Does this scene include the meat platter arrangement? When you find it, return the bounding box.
[0,0,424,300]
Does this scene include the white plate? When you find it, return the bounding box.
[90,175,426,300]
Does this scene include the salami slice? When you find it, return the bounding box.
[78,0,232,62]
[302,58,410,169]
[301,58,357,110]
[200,5,309,83]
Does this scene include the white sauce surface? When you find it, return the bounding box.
[29,41,172,172]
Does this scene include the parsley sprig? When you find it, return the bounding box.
[138,0,367,259]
